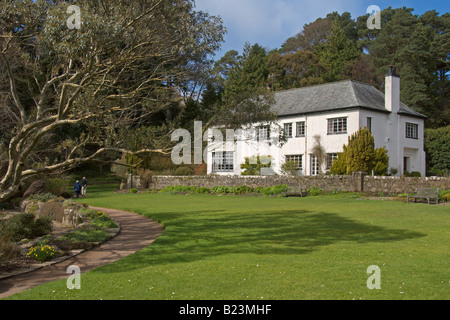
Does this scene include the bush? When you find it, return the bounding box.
[281,161,299,176]
[211,186,231,194]
[61,225,111,243]
[257,185,287,196]
[439,190,450,203]
[0,233,20,264]
[28,193,58,202]
[0,213,53,242]
[174,166,194,176]
[46,178,69,196]
[90,212,118,229]
[231,186,255,194]
[194,187,210,194]
[308,186,323,196]
[130,188,138,193]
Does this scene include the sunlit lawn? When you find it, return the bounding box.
[6,185,449,300]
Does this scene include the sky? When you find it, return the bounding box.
[194,0,449,58]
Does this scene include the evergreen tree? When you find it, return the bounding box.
[330,128,389,175]
[316,21,361,82]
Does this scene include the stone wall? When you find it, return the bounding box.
[127,174,449,194]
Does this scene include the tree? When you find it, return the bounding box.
[330,128,389,175]
[316,21,361,82]
[425,126,450,175]
[0,0,226,202]
[224,43,269,98]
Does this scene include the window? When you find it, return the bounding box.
[296,121,305,137]
[285,155,303,170]
[284,123,293,138]
[327,153,339,170]
[212,152,234,172]
[406,123,418,139]
[328,118,347,134]
[367,117,372,133]
[258,126,270,141]
[310,155,319,176]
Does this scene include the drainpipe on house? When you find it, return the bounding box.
[304,115,308,176]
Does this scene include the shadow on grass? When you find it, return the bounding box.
[92,209,426,273]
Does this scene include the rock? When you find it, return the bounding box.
[22,180,47,200]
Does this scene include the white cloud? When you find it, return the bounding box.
[195,0,363,53]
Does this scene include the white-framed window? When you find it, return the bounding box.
[296,121,306,137]
[258,125,270,141]
[310,155,319,176]
[212,152,234,172]
[405,123,419,139]
[328,117,347,134]
[284,123,293,138]
[327,153,339,170]
[285,155,303,170]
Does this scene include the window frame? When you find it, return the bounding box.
[212,151,234,172]
[327,153,339,170]
[285,155,303,171]
[405,122,419,140]
[257,125,270,141]
[327,117,348,135]
[284,123,293,138]
[296,121,306,137]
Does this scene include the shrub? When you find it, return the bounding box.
[257,185,287,196]
[308,186,323,196]
[46,178,69,196]
[241,155,272,176]
[211,186,231,194]
[0,233,20,264]
[194,187,210,194]
[61,225,111,243]
[231,186,255,194]
[90,212,118,229]
[174,166,194,176]
[281,161,299,176]
[0,213,53,242]
[439,190,450,203]
[28,193,58,202]
[26,244,57,262]
[130,188,138,193]
[138,168,153,188]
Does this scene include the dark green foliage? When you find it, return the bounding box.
[0,213,52,242]
[330,128,389,176]
[425,126,450,175]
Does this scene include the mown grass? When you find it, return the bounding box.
[5,185,449,300]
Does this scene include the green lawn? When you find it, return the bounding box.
[6,185,449,300]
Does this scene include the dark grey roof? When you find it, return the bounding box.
[273,80,427,119]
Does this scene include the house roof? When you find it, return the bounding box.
[273,80,427,119]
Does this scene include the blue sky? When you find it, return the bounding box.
[194,0,449,57]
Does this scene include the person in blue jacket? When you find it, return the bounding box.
[74,180,82,198]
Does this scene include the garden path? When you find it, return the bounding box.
[0,207,163,299]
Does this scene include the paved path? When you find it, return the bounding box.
[0,207,163,299]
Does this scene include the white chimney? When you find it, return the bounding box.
[385,65,400,113]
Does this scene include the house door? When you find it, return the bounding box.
[403,157,410,175]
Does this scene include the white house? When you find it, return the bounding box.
[206,66,427,177]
